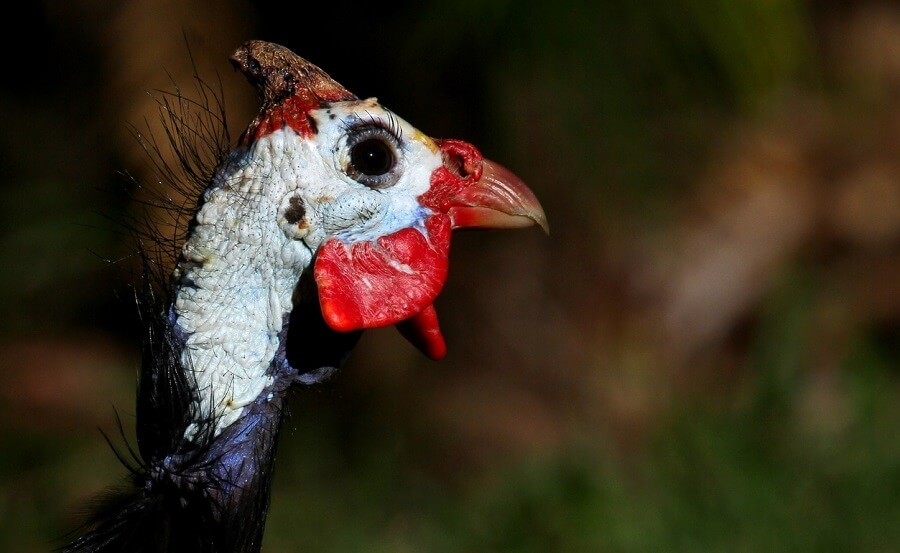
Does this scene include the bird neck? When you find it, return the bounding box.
[170,138,314,440]
[148,137,316,552]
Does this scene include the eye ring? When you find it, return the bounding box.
[345,125,401,189]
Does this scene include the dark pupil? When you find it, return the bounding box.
[350,138,394,176]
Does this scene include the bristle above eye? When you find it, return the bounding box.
[385,111,403,141]
[337,108,404,145]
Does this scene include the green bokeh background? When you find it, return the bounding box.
[2,1,899,551]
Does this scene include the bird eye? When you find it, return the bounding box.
[350,138,394,176]
[345,125,401,189]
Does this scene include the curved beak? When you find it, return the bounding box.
[447,159,549,234]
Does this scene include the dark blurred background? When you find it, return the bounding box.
[3,1,900,551]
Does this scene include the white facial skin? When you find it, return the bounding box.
[174,99,443,439]
[285,99,442,248]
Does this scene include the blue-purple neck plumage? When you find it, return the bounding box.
[61,40,546,553]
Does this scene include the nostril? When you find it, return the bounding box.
[438,139,484,181]
[443,152,468,178]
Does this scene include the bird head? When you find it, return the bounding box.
[231,41,547,361]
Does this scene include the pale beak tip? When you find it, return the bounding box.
[533,210,550,235]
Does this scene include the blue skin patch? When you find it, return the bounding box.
[209,148,252,191]
[333,203,432,244]
[191,369,290,509]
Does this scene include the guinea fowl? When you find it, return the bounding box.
[61,40,547,553]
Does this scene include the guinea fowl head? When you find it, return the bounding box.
[228,40,547,361]
[60,40,547,553]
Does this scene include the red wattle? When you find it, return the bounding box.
[314,215,451,333]
[395,304,446,360]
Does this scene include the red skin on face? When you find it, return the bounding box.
[314,215,452,358]
[243,95,322,144]
[418,139,483,212]
[314,141,488,360]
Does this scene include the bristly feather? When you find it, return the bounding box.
[124,62,233,276]
[58,55,280,553]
